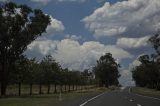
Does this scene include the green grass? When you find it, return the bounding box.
[0,87,109,106]
[0,95,58,106]
[132,87,160,98]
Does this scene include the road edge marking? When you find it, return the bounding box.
[79,92,106,106]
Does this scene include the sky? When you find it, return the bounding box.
[1,0,160,86]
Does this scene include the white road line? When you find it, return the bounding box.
[129,99,134,102]
[137,104,142,106]
[80,101,88,106]
[79,92,106,106]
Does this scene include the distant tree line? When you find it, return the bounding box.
[6,55,95,96]
[132,34,160,90]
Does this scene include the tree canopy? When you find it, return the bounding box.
[132,33,160,90]
[0,2,50,96]
[93,53,120,87]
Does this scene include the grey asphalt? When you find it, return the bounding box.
[55,92,102,106]
[79,87,160,106]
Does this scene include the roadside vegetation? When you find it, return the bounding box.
[132,33,160,90]
[0,54,97,96]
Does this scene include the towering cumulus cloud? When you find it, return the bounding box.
[117,36,150,48]
[26,39,132,70]
[45,15,65,36]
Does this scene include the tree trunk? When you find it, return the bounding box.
[47,84,50,94]
[30,83,33,95]
[60,85,63,93]
[157,83,160,90]
[1,82,7,96]
[64,84,67,92]
[105,83,109,88]
[18,82,21,96]
[54,84,57,93]
[72,85,74,91]
[39,83,42,94]
[0,62,8,96]
[105,80,109,88]
[69,84,71,92]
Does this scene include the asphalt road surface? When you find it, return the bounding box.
[79,87,160,106]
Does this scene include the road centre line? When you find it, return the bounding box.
[137,104,142,106]
[79,92,106,106]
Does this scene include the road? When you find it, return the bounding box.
[79,87,160,106]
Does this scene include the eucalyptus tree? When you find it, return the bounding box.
[26,58,38,95]
[132,33,160,90]
[132,50,160,89]
[61,68,69,91]
[93,53,120,87]
[41,55,61,94]
[0,2,50,96]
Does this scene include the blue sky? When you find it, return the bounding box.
[1,0,160,86]
[14,0,117,42]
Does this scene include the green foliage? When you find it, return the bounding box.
[0,2,50,62]
[0,2,50,96]
[132,33,160,90]
[93,53,120,87]
[40,55,61,84]
[132,55,160,89]
[4,55,95,94]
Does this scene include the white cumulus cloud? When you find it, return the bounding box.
[26,39,132,70]
[82,0,160,38]
[119,58,141,87]
[40,15,65,39]
[31,0,51,5]
[119,69,135,86]
[65,34,82,41]
[46,15,65,35]
[117,36,150,48]
[58,0,86,2]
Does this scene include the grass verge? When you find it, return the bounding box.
[0,87,109,106]
[132,87,160,98]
